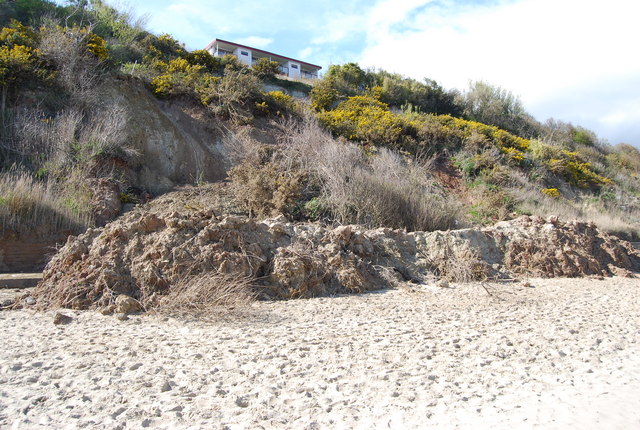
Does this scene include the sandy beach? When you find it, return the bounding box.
[1,276,639,429]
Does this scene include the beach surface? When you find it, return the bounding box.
[1,276,639,429]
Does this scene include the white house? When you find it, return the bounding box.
[204,39,321,79]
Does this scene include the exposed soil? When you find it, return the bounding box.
[28,186,639,311]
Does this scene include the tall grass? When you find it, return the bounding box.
[0,171,92,234]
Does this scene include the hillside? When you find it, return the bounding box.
[0,0,639,277]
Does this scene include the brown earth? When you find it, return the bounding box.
[27,185,639,311]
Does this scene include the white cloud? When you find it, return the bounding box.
[356,0,640,144]
[236,36,273,49]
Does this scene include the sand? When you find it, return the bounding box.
[1,276,639,429]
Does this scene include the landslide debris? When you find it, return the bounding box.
[31,199,639,310]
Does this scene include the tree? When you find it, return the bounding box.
[462,81,538,137]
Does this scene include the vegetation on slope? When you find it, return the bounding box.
[0,0,638,245]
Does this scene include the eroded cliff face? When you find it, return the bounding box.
[32,198,640,310]
[106,77,227,195]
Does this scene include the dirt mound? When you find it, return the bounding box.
[32,210,639,310]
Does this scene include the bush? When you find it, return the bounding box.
[317,95,410,146]
[149,57,205,97]
[256,90,298,118]
[541,188,560,198]
[461,80,539,137]
[198,66,261,123]
[229,159,306,218]
[547,151,611,189]
[252,57,280,79]
[310,78,339,111]
[416,114,529,161]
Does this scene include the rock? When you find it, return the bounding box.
[436,279,450,288]
[1,299,15,309]
[115,313,129,321]
[160,381,172,392]
[24,296,36,306]
[53,313,73,325]
[114,295,142,314]
[235,396,249,408]
[100,304,116,315]
[91,178,123,227]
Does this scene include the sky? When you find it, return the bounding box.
[110,0,639,145]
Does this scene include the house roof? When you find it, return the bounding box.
[205,38,322,70]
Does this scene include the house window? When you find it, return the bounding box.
[240,51,249,56]
[291,64,298,69]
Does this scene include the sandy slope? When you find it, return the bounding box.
[1,277,639,429]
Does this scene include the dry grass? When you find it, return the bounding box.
[425,243,490,283]
[154,272,257,317]
[514,187,640,240]
[279,115,463,231]
[0,171,92,234]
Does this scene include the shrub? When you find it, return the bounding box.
[150,57,205,97]
[461,80,540,137]
[374,71,462,116]
[317,95,409,146]
[547,150,611,189]
[416,114,530,159]
[307,141,461,231]
[256,90,298,117]
[324,62,372,95]
[252,57,280,79]
[468,183,515,224]
[37,24,108,102]
[541,188,560,198]
[228,159,306,218]
[185,49,221,73]
[198,66,261,123]
[310,78,339,111]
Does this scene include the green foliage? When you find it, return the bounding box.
[462,80,539,137]
[252,57,279,79]
[528,140,611,188]
[468,183,515,224]
[197,66,261,123]
[373,71,462,116]
[141,33,186,62]
[324,62,372,95]
[547,150,611,189]
[416,114,530,160]
[0,43,36,86]
[607,143,640,172]
[317,95,410,146]
[1,0,58,26]
[541,188,560,198]
[256,90,298,117]
[185,49,221,73]
[572,127,596,146]
[90,0,145,45]
[0,19,38,47]
[86,32,108,61]
[149,57,205,97]
[310,78,339,111]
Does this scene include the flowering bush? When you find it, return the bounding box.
[541,188,560,198]
[317,95,409,146]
